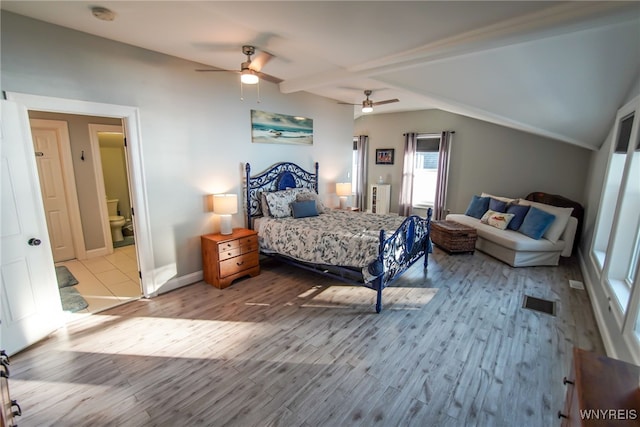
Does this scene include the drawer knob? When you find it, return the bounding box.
[237,261,244,266]
[563,376,574,385]
[558,410,568,419]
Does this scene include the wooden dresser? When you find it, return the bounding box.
[201,228,260,289]
[559,347,640,426]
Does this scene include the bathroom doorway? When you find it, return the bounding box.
[28,113,142,320]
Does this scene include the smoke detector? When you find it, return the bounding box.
[91,6,116,21]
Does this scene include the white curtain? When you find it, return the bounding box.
[434,131,453,220]
[354,135,368,210]
[398,132,418,216]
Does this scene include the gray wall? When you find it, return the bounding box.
[354,109,592,215]
[2,12,354,282]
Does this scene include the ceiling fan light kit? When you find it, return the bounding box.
[241,69,259,85]
[362,99,374,113]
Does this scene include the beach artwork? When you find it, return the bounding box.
[251,110,313,145]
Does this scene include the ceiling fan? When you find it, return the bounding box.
[340,90,399,113]
[196,45,282,84]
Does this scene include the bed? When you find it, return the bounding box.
[245,161,432,313]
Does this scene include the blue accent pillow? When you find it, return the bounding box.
[489,198,508,213]
[465,195,490,219]
[519,206,556,240]
[291,200,318,218]
[506,204,530,230]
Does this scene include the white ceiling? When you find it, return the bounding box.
[2,1,639,149]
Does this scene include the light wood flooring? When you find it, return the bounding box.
[57,244,141,321]
[10,248,603,426]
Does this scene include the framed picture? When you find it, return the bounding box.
[375,148,394,165]
[251,110,313,145]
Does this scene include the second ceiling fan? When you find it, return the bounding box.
[341,90,399,113]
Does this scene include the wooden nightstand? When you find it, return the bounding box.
[201,228,260,289]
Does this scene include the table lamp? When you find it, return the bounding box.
[336,182,352,210]
[213,193,238,235]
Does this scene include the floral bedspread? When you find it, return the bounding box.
[256,210,406,268]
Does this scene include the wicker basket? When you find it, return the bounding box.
[431,220,478,254]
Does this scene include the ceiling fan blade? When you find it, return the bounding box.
[195,69,238,73]
[338,101,358,105]
[372,98,399,106]
[250,51,273,72]
[256,71,283,84]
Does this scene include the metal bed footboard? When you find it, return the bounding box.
[368,209,432,313]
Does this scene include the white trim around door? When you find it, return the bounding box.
[5,92,157,297]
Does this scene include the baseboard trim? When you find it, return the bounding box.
[577,248,618,359]
[151,270,203,297]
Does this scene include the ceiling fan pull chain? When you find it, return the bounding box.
[257,80,261,104]
[240,81,244,101]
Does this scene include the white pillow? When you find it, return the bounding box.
[295,189,327,214]
[480,209,515,230]
[517,199,573,243]
[264,188,315,218]
[481,192,518,204]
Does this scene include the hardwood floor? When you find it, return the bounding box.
[9,248,603,426]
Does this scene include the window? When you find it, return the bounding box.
[592,113,635,269]
[412,135,440,208]
[593,95,640,321]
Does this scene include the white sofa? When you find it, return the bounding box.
[445,212,577,268]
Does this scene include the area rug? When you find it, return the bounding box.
[113,236,135,248]
[55,265,79,288]
[59,287,89,312]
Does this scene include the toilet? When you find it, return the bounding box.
[107,199,126,242]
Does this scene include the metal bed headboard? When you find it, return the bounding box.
[245,162,319,229]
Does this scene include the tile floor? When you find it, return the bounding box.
[57,244,142,322]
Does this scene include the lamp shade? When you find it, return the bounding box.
[336,182,352,197]
[213,194,238,215]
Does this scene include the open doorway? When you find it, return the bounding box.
[28,112,142,320]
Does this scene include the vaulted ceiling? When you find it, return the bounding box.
[2,1,639,150]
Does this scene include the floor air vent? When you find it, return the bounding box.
[522,295,556,316]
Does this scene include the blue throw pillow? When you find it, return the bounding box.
[489,198,508,213]
[291,200,318,218]
[506,204,530,230]
[519,206,555,240]
[465,195,490,219]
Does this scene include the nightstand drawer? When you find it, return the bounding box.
[219,252,259,278]
[218,239,240,252]
[219,247,241,261]
[239,235,258,253]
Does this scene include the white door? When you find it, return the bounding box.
[30,121,76,262]
[1,101,63,356]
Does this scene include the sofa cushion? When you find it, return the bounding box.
[446,214,565,252]
[489,198,508,213]
[506,203,530,231]
[465,195,490,219]
[480,209,515,230]
[519,207,555,240]
[517,199,573,243]
[481,192,517,204]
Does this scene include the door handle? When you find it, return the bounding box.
[28,238,42,246]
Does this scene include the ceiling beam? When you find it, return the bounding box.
[280,1,635,94]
